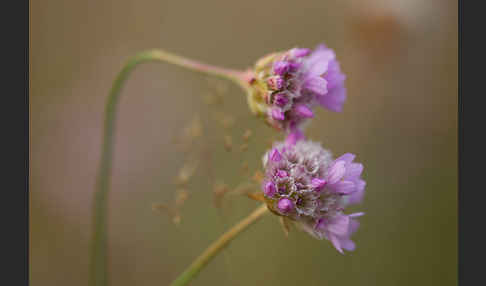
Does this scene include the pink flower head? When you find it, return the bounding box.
[248,44,347,133]
[261,140,365,253]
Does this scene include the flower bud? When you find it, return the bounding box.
[246,44,347,132]
[266,76,285,90]
[277,198,294,214]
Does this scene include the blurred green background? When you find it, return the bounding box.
[30,0,457,285]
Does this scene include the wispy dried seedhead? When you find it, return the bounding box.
[202,92,224,106]
[153,189,190,226]
[175,160,199,186]
[211,112,235,130]
[222,117,235,129]
[174,115,203,150]
[223,135,232,152]
[213,181,261,208]
[239,144,249,152]
[242,129,253,142]
[152,203,182,225]
[241,161,249,174]
[185,116,203,140]
[175,189,189,208]
[212,182,230,209]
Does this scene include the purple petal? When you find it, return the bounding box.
[347,183,365,204]
[347,189,364,205]
[355,179,366,193]
[346,217,361,238]
[271,109,285,121]
[318,85,346,112]
[314,218,325,230]
[273,93,289,107]
[270,148,282,162]
[335,153,356,164]
[326,160,346,184]
[264,181,277,197]
[333,216,361,252]
[295,104,314,118]
[332,180,355,194]
[303,76,328,96]
[340,238,356,251]
[349,212,365,218]
[267,76,284,90]
[285,129,305,146]
[329,234,344,254]
[327,215,349,236]
[289,62,301,72]
[304,48,335,76]
[324,59,346,90]
[311,178,327,190]
[291,48,311,58]
[273,61,290,75]
[344,163,363,180]
[277,198,294,213]
[276,170,288,178]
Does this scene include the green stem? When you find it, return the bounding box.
[168,204,268,286]
[89,49,250,286]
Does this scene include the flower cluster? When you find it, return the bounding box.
[261,140,365,253]
[246,44,346,133]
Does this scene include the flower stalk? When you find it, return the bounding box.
[90,49,250,286]
[168,204,268,286]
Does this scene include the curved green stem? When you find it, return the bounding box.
[168,204,268,286]
[89,49,250,286]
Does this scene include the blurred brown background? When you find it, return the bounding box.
[30,0,457,285]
